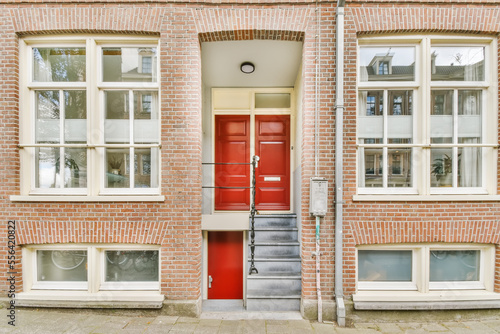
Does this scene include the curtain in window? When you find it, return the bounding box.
[459,91,481,187]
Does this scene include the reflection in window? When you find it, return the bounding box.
[431,47,484,81]
[358,250,412,282]
[430,250,480,282]
[102,47,157,82]
[33,48,86,82]
[360,47,415,82]
[37,250,87,282]
[105,250,159,282]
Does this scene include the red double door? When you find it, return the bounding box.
[214,114,291,211]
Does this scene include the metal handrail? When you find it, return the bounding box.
[201,156,260,275]
[249,155,260,275]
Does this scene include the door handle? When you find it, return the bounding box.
[209,275,213,288]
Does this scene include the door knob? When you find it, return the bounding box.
[209,275,213,288]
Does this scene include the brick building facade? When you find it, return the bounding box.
[0,0,499,324]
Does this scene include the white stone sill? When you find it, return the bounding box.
[10,195,165,202]
[16,290,164,308]
[353,195,500,202]
[353,290,500,310]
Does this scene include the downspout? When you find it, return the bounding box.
[314,0,323,323]
[335,0,346,327]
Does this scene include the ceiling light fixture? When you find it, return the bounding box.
[240,62,255,74]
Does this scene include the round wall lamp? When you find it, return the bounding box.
[240,62,255,74]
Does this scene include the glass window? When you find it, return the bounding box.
[102,47,157,82]
[358,250,412,282]
[105,250,159,282]
[358,90,413,189]
[430,250,480,282]
[26,39,159,196]
[431,47,484,81]
[359,47,415,82]
[33,48,86,82]
[430,89,483,188]
[37,250,87,282]
[35,90,87,189]
[255,93,291,108]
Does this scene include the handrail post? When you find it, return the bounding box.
[249,155,260,275]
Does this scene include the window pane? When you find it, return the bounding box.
[388,90,413,143]
[358,250,412,281]
[431,148,453,187]
[105,250,159,282]
[36,90,60,143]
[102,47,157,82]
[36,147,59,188]
[388,148,412,188]
[458,90,482,141]
[37,250,87,282]
[255,93,291,108]
[64,90,87,143]
[64,149,87,188]
[106,149,130,188]
[430,250,480,281]
[360,47,415,82]
[33,48,86,82]
[135,148,158,188]
[134,91,159,143]
[431,47,484,81]
[458,146,481,187]
[430,90,453,144]
[358,91,383,141]
[360,148,383,187]
[104,91,130,144]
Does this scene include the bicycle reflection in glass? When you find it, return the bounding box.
[105,250,158,273]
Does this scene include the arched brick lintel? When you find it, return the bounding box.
[351,221,500,246]
[199,30,305,43]
[16,221,166,246]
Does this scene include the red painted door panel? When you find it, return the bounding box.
[255,115,290,210]
[207,231,243,299]
[214,115,250,211]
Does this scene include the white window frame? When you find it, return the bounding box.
[356,35,498,198]
[356,243,494,293]
[357,248,418,291]
[15,35,162,201]
[23,244,160,293]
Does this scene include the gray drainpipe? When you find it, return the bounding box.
[335,0,346,327]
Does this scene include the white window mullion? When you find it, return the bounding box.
[452,89,459,188]
[382,90,388,188]
[129,90,135,189]
[59,90,65,189]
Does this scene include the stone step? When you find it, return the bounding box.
[250,243,300,257]
[246,297,301,311]
[250,214,297,228]
[247,276,301,291]
[252,229,298,243]
[247,259,301,275]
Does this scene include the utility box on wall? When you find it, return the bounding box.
[309,177,328,217]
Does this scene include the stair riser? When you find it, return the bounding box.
[251,245,300,257]
[247,278,301,291]
[251,217,297,228]
[253,230,298,242]
[246,298,301,311]
[247,261,301,274]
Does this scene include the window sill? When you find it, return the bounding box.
[10,195,165,202]
[16,290,164,309]
[353,194,500,202]
[353,290,500,310]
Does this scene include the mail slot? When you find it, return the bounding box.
[264,176,281,182]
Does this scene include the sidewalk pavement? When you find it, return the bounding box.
[1,307,500,334]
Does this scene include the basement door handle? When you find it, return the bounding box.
[209,275,213,288]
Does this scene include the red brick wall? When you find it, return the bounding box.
[342,4,500,296]
[0,1,498,306]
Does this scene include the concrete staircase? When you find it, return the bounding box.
[246,214,301,311]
